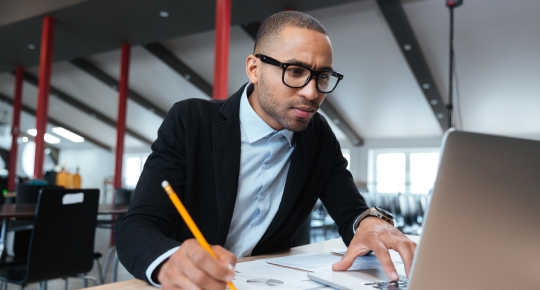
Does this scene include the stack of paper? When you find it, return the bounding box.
[262,253,404,272]
[232,260,337,289]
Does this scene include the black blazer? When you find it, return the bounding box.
[116,84,368,283]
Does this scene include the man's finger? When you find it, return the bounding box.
[167,270,202,290]
[332,245,370,271]
[179,255,228,290]
[186,245,235,282]
[159,260,194,290]
[332,254,356,271]
[391,239,414,277]
[410,239,417,256]
[212,245,237,269]
[372,243,399,281]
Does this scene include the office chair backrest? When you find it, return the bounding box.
[16,185,64,204]
[23,188,99,283]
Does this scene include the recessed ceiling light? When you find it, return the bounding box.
[27,129,61,144]
[22,136,28,142]
[159,11,169,17]
[52,127,85,142]
[27,44,36,49]
[44,134,60,144]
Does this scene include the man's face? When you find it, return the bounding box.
[252,27,333,132]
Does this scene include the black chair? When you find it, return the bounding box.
[0,188,99,289]
[96,188,133,283]
[3,186,62,263]
[10,186,64,261]
[16,185,63,204]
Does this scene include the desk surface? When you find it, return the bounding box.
[0,204,130,218]
[85,235,420,290]
[3,192,16,198]
[84,238,349,290]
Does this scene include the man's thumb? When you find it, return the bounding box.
[332,255,355,271]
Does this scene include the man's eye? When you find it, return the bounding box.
[288,68,304,74]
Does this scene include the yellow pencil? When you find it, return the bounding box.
[161,181,237,290]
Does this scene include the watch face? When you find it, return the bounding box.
[375,206,394,219]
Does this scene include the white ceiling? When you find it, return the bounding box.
[402,0,540,138]
[0,0,538,152]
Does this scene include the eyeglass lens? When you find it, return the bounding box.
[283,65,339,93]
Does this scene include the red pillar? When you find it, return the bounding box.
[34,16,55,178]
[7,67,24,191]
[114,44,131,189]
[212,0,231,100]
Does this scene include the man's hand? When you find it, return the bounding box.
[332,217,417,281]
[157,239,237,290]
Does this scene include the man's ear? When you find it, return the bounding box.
[246,55,259,84]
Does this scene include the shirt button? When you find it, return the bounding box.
[265,164,270,169]
[253,226,258,230]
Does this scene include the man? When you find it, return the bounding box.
[117,11,416,290]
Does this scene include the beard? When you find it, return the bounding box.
[257,70,320,132]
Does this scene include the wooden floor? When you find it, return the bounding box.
[2,227,135,290]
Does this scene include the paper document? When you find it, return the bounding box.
[331,248,405,263]
[232,260,336,289]
[263,253,404,272]
[330,249,347,255]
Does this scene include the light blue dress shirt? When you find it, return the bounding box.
[224,83,295,258]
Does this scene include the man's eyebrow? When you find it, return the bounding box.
[283,58,333,71]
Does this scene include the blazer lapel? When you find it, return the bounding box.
[257,125,317,245]
[212,85,245,246]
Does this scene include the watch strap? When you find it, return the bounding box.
[354,207,394,232]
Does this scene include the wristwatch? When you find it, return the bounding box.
[354,206,395,230]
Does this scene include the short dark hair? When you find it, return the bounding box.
[254,11,328,54]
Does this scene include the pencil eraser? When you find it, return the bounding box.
[161,180,169,188]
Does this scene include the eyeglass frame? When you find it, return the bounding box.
[255,54,344,94]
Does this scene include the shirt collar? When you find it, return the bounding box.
[239,83,295,147]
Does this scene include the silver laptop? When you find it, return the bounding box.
[308,130,540,289]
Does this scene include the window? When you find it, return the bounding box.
[341,148,351,170]
[410,153,440,194]
[123,153,150,188]
[368,148,440,194]
[376,153,406,193]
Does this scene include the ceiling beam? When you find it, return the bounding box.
[70,58,167,119]
[375,0,449,131]
[144,42,213,97]
[0,92,112,151]
[240,22,260,40]
[241,21,364,146]
[22,71,153,146]
[321,97,364,146]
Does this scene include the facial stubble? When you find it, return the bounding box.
[257,69,319,132]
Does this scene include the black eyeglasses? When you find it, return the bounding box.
[255,54,344,94]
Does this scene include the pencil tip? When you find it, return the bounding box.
[161,180,169,188]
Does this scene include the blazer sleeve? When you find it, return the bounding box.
[318,123,369,247]
[116,103,188,282]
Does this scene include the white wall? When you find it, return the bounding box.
[339,136,443,183]
[58,148,114,190]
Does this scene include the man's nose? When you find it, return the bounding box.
[298,78,319,101]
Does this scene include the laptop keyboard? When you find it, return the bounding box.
[364,280,408,289]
